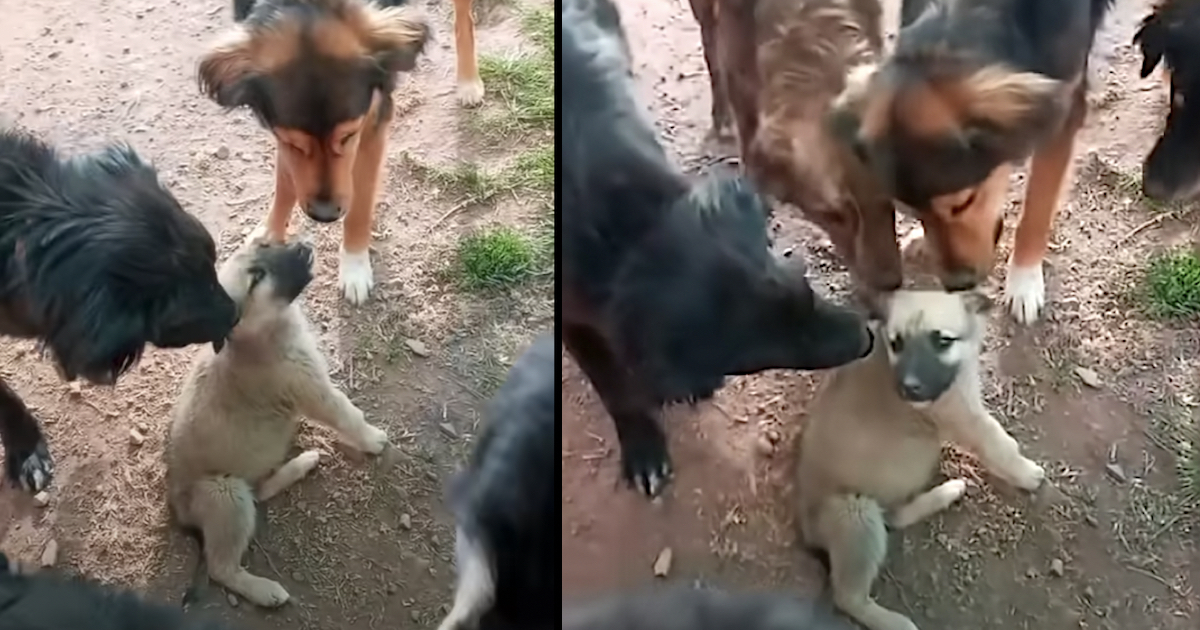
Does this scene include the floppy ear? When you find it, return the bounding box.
[961,290,994,315]
[198,29,262,109]
[956,66,1061,131]
[362,5,432,74]
[1133,13,1166,79]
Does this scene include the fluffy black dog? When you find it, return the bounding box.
[436,332,555,630]
[562,585,860,630]
[562,0,874,498]
[0,128,238,492]
[1135,0,1200,201]
[0,551,235,630]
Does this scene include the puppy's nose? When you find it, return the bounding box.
[899,376,924,399]
[943,269,981,292]
[303,200,343,223]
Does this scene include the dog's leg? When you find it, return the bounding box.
[1005,81,1087,324]
[0,379,53,492]
[339,121,389,305]
[299,380,389,455]
[267,144,297,243]
[688,0,732,144]
[454,0,484,107]
[714,1,757,164]
[436,525,495,630]
[936,395,1044,492]
[887,479,967,529]
[192,477,290,608]
[255,450,322,502]
[563,323,671,498]
[818,495,917,630]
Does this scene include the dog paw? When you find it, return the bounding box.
[619,424,672,498]
[940,478,968,503]
[240,577,290,608]
[457,78,485,107]
[1012,459,1046,492]
[339,248,374,305]
[5,439,53,493]
[294,449,322,475]
[357,424,389,455]
[1003,263,1045,325]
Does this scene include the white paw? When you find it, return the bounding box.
[294,449,322,475]
[1013,459,1046,492]
[339,248,374,305]
[940,478,968,503]
[1003,262,1045,325]
[457,78,485,107]
[241,576,290,608]
[357,423,389,455]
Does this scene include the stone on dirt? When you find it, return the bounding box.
[1074,366,1102,389]
[33,491,50,508]
[129,428,146,446]
[40,539,57,567]
[1050,558,1065,577]
[653,547,673,577]
[405,339,431,357]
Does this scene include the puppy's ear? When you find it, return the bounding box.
[361,5,432,74]
[961,290,994,315]
[198,29,262,109]
[956,65,1061,132]
[1133,13,1166,79]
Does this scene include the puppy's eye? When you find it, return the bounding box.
[931,332,957,351]
[889,337,904,353]
[950,191,977,216]
[249,267,266,286]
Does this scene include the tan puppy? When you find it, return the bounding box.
[165,226,389,608]
[795,290,1045,630]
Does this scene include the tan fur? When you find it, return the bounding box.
[796,290,1044,630]
[165,226,389,609]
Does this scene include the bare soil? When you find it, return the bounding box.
[0,0,552,628]
[562,0,1200,628]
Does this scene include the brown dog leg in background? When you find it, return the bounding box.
[454,0,485,107]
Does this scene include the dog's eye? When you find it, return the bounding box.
[950,191,977,216]
[249,267,266,286]
[931,332,957,351]
[889,337,904,353]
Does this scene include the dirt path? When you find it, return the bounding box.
[0,0,553,628]
[562,0,1200,628]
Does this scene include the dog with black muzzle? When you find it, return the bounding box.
[165,225,389,609]
[794,289,1045,630]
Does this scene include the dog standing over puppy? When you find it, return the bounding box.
[165,227,389,608]
[199,0,431,305]
[796,290,1045,630]
[1134,0,1200,201]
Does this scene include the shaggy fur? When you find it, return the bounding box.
[0,128,237,493]
[562,0,874,499]
[199,0,431,305]
[165,226,388,609]
[830,0,1113,325]
[562,585,859,630]
[688,0,902,302]
[1135,0,1200,201]
[0,551,235,630]
[436,332,555,630]
[795,290,1045,630]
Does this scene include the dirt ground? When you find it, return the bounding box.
[0,0,552,628]
[562,0,1200,628]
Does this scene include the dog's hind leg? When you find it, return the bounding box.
[687,0,732,144]
[266,144,298,243]
[1005,79,1087,325]
[299,379,389,455]
[0,378,53,492]
[818,495,917,630]
[436,525,495,630]
[453,0,484,106]
[887,479,967,529]
[256,450,322,502]
[563,323,671,498]
[191,476,290,608]
[339,115,389,305]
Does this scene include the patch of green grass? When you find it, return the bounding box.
[403,155,511,204]
[454,225,547,291]
[511,144,554,192]
[521,6,554,52]
[478,53,555,127]
[1144,248,1200,319]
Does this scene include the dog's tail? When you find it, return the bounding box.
[180,524,210,608]
[435,523,496,630]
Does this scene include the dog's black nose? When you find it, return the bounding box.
[899,376,925,400]
[303,200,343,223]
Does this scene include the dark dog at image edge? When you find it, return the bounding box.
[562,0,873,499]
[0,128,238,493]
[436,332,556,630]
[1134,0,1200,201]
[0,551,236,630]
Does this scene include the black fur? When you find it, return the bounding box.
[562,585,859,630]
[445,332,556,630]
[562,0,873,497]
[0,128,237,492]
[0,551,237,630]
[1134,0,1200,201]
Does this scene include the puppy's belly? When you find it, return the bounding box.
[188,414,300,482]
[813,431,941,507]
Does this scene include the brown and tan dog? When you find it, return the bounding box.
[688,0,903,301]
[829,0,1114,325]
[199,0,432,305]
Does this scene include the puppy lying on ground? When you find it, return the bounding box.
[166,227,389,608]
[437,332,555,630]
[796,290,1045,630]
[562,585,859,630]
[1134,0,1200,201]
[563,0,873,499]
[0,551,235,630]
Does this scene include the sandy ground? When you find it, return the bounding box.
[562,0,1200,629]
[0,0,553,628]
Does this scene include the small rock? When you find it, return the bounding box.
[227,593,239,607]
[438,423,458,438]
[405,339,431,357]
[291,571,304,583]
[40,540,58,568]
[1074,367,1102,389]
[68,382,82,398]
[755,435,776,457]
[410,610,421,622]
[129,428,146,446]
[33,491,50,508]
[386,583,398,595]
[1083,586,1095,601]
[136,422,149,434]
[214,146,230,160]
[1105,462,1127,483]
[399,513,413,530]
[1049,558,1065,577]
[1084,514,1099,528]
[652,547,673,577]
[1025,567,1038,579]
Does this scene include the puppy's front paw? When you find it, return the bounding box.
[5,439,53,493]
[618,418,673,499]
[1004,262,1045,325]
[457,77,485,107]
[1012,458,1046,492]
[240,576,290,608]
[357,423,389,455]
[339,248,374,306]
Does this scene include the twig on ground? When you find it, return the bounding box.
[1119,211,1177,245]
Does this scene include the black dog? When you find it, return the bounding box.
[561,0,873,498]
[562,585,859,630]
[1135,0,1200,201]
[436,332,556,630]
[0,551,235,630]
[0,128,238,492]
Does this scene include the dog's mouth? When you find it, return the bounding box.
[302,210,342,224]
